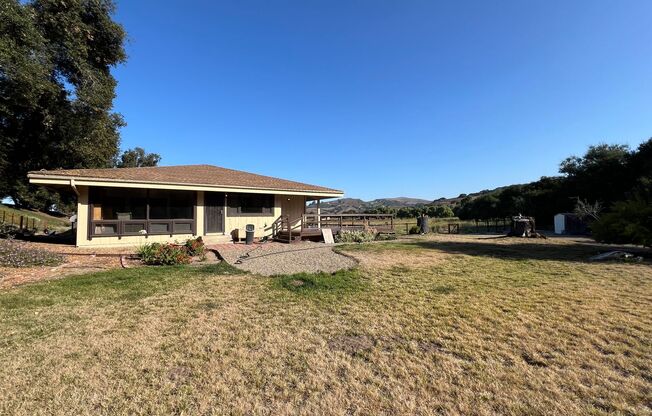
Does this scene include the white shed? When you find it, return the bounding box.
[554,213,567,234]
[554,213,588,235]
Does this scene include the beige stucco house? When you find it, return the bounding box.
[28,165,343,247]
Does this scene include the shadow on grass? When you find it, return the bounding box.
[412,239,651,263]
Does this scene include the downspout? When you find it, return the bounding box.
[70,179,80,196]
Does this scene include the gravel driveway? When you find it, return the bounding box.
[213,242,357,276]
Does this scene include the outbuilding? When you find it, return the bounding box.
[554,213,588,235]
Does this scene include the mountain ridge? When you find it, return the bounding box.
[307,189,505,213]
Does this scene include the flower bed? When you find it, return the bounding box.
[137,237,206,265]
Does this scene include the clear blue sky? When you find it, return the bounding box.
[112,0,652,200]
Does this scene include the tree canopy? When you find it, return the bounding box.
[114,147,161,168]
[455,138,652,246]
[0,0,126,209]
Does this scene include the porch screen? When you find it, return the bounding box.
[89,188,195,237]
[90,188,147,221]
[149,190,194,219]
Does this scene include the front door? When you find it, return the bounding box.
[281,196,305,227]
[205,192,225,233]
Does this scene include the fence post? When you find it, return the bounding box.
[2,211,5,223]
[405,223,408,235]
[19,216,24,230]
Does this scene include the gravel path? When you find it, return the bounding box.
[214,242,357,276]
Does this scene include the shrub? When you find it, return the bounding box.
[334,229,377,243]
[0,239,65,267]
[137,242,191,265]
[591,198,652,247]
[408,225,420,235]
[0,223,20,239]
[184,237,205,257]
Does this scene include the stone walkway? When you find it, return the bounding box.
[210,241,357,276]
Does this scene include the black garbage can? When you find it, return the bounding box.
[245,224,255,245]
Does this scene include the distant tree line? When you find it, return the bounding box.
[365,205,455,219]
[455,139,652,246]
[0,0,159,213]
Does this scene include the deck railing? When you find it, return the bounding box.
[302,213,395,231]
[272,213,395,243]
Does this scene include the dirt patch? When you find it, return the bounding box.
[187,249,221,267]
[346,249,451,271]
[167,366,193,388]
[0,241,135,289]
[328,335,375,356]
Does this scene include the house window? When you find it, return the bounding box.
[227,193,274,216]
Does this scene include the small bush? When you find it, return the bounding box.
[334,229,377,243]
[137,242,191,265]
[0,239,65,268]
[0,223,20,239]
[408,225,420,234]
[185,237,205,257]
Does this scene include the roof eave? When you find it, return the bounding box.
[27,174,344,198]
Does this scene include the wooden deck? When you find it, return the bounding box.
[272,214,395,243]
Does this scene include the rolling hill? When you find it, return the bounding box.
[308,189,507,214]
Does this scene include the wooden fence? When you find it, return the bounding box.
[395,218,513,235]
[397,221,462,235]
[0,211,48,232]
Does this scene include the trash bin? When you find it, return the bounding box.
[245,224,255,245]
[419,214,430,234]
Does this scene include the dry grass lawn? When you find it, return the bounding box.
[0,235,650,415]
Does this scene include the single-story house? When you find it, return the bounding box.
[28,164,343,247]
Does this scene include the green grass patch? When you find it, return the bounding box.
[0,262,244,311]
[191,261,246,275]
[271,268,365,297]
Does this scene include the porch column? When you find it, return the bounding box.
[195,191,205,236]
[317,198,321,228]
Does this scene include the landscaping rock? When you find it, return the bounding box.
[213,242,357,276]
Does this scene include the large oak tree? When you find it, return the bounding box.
[0,0,126,210]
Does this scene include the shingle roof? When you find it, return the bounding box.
[28,164,343,195]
